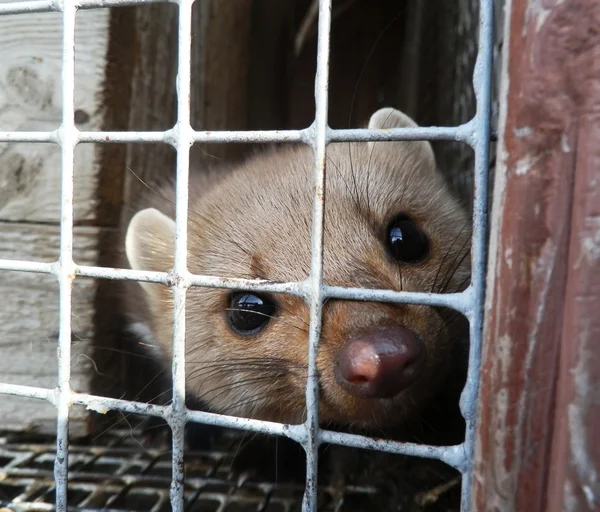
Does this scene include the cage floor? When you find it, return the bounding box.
[0,426,381,512]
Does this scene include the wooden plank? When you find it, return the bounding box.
[0,223,108,434]
[0,7,110,224]
[472,1,600,510]
[0,5,110,431]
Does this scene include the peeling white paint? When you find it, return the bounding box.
[579,217,600,265]
[561,133,571,153]
[563,479,577,512]
[530,0,556,33]
[514,126,533,138]
[497,334,513,384]
[86,400,109,414]
[505,247,513,268]
[491,386,513,507]
[515,153,541,175]
[583,486,598,510]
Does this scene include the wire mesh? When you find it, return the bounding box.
[0,0,494,511]
[0,428,378,511]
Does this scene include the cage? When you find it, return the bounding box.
[1,0,598,511]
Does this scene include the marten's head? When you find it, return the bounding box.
[125,108,471,430]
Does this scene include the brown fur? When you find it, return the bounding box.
[121,109,471,432]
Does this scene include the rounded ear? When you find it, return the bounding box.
[368,107,418,130]
[126,208,175,296]
[367,107,436,170]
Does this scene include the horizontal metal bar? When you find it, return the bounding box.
[79,129,306,145]
[0,0,172,15]
[0,0,57,15]
[320,430,465,470]
[0,386,467,469]
[78,131,170,144]
[72,393,166,419]
[187,274,305,296]
[0,383,55,403]
[0,126,481,146]
[329,122,476,146]
[0,259,54,275]
[192,129,306,144]
[0,259,470,313]
[187,409,300,439]
[75,265,170,284]
[76,265,305,295]
[0,131,58,143]
[324,285,472,315]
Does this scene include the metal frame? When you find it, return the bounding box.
[0,0,494,510]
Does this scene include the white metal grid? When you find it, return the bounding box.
[0,0,494,511]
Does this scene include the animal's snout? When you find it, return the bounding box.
[334,325,424,399]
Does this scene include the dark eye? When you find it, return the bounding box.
[386,216,430,264]
[227,293,276,335]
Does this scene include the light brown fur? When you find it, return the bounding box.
[122,108,471,431]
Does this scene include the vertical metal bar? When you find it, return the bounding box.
[460,0,494,509]
[54,0,78,510]
[302,1,332,511]
[169,0,194,509]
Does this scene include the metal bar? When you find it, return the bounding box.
[0,131,58,143]
[324,285,471,315]
[320,430,464,469]
[0,381,469,465]
[165,0,195,509]
[0,259,54,275]
[0,0,57,15]
[0,126,474,145]
[72,393,167,419]
[459,0,494,508]
[0,258,470,313]
[54,0,78,509]
[0,0,172,15]
[329,123,476,145]
[301,1,331,511]
[75,265,170,284]
[0,383,55,403]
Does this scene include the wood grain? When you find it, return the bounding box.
[0,8,109,224]
[472,1,600,510]
[0,223,107,433]
[0,6,110,431]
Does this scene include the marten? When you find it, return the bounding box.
[119,108,470,509]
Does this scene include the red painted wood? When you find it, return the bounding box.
[472,1,600,511]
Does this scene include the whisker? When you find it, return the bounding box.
[431,218,471,293]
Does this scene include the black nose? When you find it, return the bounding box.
[334,325,425,399]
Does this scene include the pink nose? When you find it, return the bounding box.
[334,325,424,399]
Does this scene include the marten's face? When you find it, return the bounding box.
[126,108,471,431]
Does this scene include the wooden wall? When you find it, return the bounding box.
[472,1,600,510]
[0,6,111,434]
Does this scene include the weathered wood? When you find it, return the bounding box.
[0,8,109,224]
[0,223,108,434]
[192,2,253,131]
[472,1,600,510]
[0,5,111,431]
